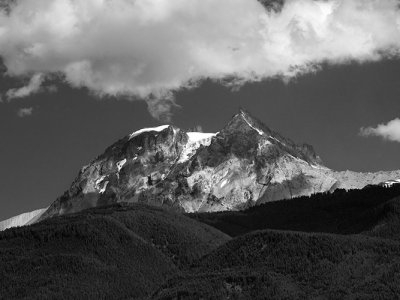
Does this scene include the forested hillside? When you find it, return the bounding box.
[3,185,400,299]
[153,229,400,299]
[191,184,400,238]
[0,203,229,299]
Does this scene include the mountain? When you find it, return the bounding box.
[0,203,229,299]
[0,208,47,231]
[28,109,399,223]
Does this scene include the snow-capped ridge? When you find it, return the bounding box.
[129,125,170,140]
[178,131,216,163]
[187,132,216,143]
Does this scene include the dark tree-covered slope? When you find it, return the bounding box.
[151,184,400,299]
[153,229,400,299]
[190,184,400,238]
[0,203,229,300]
[3,185,400,299]
[152,185,400,299]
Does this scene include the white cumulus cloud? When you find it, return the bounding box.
[360,118,400,143]
[6,73,44,100]
[17,107,34,118]
[0,0,400,119]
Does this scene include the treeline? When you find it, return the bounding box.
[191,184,400,237]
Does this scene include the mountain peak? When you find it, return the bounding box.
[237,107,259,123]
[238,107,251,117]
[222,108,271,137]
[221,109,324,165]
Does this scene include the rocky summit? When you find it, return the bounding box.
[38,109,400,220]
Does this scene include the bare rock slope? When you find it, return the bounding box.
[0,208,47,231]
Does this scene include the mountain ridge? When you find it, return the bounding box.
[39,109,335,220]
[3,109,400,227]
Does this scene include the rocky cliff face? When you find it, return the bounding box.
[39,110,400,220]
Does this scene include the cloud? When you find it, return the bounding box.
[146,96,179,122]
[0,0,400,119]
[6,73,44,100]
[46,85,58,93]
[360,118,400,143]
[17,107,34,118]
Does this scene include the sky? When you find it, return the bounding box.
[1,0,400,220]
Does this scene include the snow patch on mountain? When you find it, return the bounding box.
[380,179,400,188]
[95,175,106,187]
[117,158,127,172]
[178,132,216,163]
[187,132,216,143]
[129,125,169,140]
[220,179,229,188]
[95,175,109,193]
[99,181,109,194]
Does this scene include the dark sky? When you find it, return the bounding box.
[1,60,400,220]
